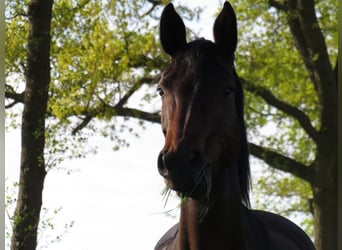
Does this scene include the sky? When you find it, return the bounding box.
[5,1,220,249]
[7,124,180,249]
[6,124,180,250]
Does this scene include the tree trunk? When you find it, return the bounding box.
[311,142,338,250]
[312,186,338,250]
[10,0,53,249]
[263,1,338,249]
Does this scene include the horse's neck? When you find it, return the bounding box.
[174,165,247,250]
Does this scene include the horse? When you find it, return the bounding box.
[154,2,315,250]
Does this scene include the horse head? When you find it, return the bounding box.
[157,2,250,203]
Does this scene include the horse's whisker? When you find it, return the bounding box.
[161,186,172,208]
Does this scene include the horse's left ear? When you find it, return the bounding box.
[213,1,237,56]
[160,3,187,57]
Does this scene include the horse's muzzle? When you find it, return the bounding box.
[157,148,209,199]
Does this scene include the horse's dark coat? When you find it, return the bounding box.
[155,2,315,250]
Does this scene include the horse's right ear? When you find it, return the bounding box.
[213,1,237,56]
[160,3,187,57]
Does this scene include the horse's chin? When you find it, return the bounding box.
[165,174,211,201]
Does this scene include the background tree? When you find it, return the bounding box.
[8,1,53,249]
[5,0,337,250]
[233,1,337,249]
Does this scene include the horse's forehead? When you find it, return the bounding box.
[162,50,234,88]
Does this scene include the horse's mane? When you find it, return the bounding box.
[234,73,251,207]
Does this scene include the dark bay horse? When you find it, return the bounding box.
[155,2,315,250]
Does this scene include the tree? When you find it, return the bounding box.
[8,1,53,249]
[232,1,337,249]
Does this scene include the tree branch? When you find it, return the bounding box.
[71,115,93,135]
[115,76,156,108]
[140,0,161,18]
[5,101,21,109]
[5,91,24,102]
[5,85,25,108]
[70,104,160,134]
[114,107,160,124]
[241,78,321,142]
[248,142,313,182]
[69,75,160,134]
[5,11,28,20]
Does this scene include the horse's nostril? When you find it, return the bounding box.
[158,151,169,177]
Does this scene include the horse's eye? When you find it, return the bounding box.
[157,86,165,97]
[224,87,234,96]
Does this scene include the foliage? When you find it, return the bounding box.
[5,180,74,249]
[48,0,161,145]
[6,0,158,162]
[5,0,204,165]
[251,162,314,236]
